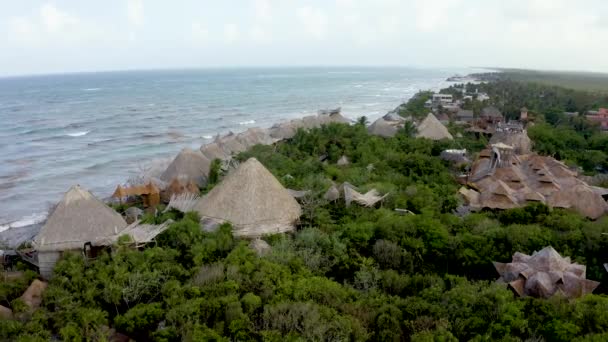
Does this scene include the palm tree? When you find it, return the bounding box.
[357,116,369,126]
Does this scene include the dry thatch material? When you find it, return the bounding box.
[494,246,599,299]
[216,132,247,155]
[268,122,298,140]
[340,182,388,207]
[490,130,532,155]
[200,142,229,161]
[416,113,453,140]
[0,305,12,319]
[464,153,607,219]
[194,158,302,237]
[93,220,173,247]
[236,127,275,148]
[20,279,47,310]
[287,189,311,199]
[368,116,403,138]
[165,193,200,213]
[112,182,160,208]
[163,178,200,202]
[34,185,128,252]
[337,155,350,166]
[249,238,271,256]
[161,148,211,187]
[324,184,340,201]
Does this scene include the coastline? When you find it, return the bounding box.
[0,69,466,246]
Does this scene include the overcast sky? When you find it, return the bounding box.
[2,0,608,76]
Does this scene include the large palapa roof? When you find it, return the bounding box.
[33,185,128,251]
[194,158,301,237]
[161,148,211,187]
[368,117,403,138]
[494,246,599,299]
[416,113,453,140]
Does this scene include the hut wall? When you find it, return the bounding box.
[38,251,62,279]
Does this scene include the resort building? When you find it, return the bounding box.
[586,108,608,131]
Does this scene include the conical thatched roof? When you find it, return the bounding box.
[20,279,47,310]
[34,185,128,252]
[494,246,599,299]
[200,142,229,161]
[368,117,403,138]
[194,158,301,237]
[547,184,608,219]
[269,122,298,140]
[249,238,271,256]
[416,113,453,140]
[161,148,211,187]
[236,127,275,148]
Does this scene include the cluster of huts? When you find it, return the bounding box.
[368,112,454,140]
[2,105,606,303]
[15,110,355,278]
[459,130,608,219]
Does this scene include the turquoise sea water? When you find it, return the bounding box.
[0,67,468,225]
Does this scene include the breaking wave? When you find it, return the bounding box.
[66,131,90,137]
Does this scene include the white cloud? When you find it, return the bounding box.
[191,23,210,43]
[250,25,271,43]
[7,4,108,46]
[223,23,239,43]
[127,0,144,27]
[253,0,272,22]
[297,6,328,39]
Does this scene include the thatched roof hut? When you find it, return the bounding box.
[368,117,403,138]
[33,185,128,278]
[161,148,211,187]
[494,246,599,299]
[236,127,275,148]
[194,158,301,237]
[269,122,298,140]
[416,113,453,140]
[34,185,128,252]
[200,142,229,161]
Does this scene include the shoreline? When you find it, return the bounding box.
[0,71,464,242]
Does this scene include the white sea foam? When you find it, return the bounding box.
[202,135,213,139]
[83,88,101,91]
[0,212,47,232]
[239,120,256,125]
[67,131,90,137]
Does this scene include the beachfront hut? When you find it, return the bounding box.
[200,142,229,161]
[194,158,301,237]
[368,115,404,138]
[161,148,211,187]
[493,246,599,299]
[337,155,350,166]
[216,132,247,155]
[416,113,454,140]
[33,185,128,278]
[268,122,298,140]
[236,127,275,148]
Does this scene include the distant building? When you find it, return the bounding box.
[463,95,474,102]
[456,109,474,123]
[520,107,528,121]
[481,106,504,124]
[477,92,490,101]
[432,93,453,106]
[586,108,608,131]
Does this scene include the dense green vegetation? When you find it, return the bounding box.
[2,122,608,341]
[495,69,608,93]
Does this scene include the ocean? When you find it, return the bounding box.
[0,67,469,229]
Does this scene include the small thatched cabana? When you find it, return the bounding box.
[236,127,275,148]
[161,148,211,187]
[20,279,48,311]
[33,185,128,278]
[416,113,453,140]
[194,158,301,237]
